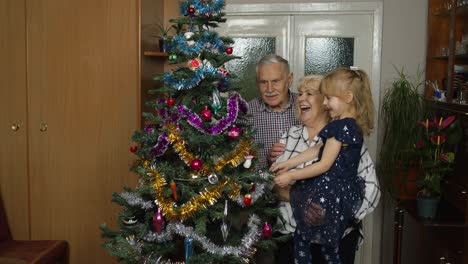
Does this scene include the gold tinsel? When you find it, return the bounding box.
[149,166,241,222]
[167,125,252,178]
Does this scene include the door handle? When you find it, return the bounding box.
[40,123,48,132]
[11,123,21,132]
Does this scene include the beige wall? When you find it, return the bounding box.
[380,1,428,263]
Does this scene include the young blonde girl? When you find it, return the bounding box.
[272,67,374,264]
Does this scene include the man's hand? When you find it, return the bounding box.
[270,160,292,175]
[268,142,286,164]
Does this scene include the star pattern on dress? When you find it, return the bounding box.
[290,118,364,263]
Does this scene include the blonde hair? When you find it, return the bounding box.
[320,67,374,136]
[298,75,323,91]
[294,75,323,118]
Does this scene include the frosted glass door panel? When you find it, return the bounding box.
[293,14,373,88]
[215,16,289,101]
[305,37,354,75]
[227,37,275,101]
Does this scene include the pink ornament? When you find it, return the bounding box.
[153,208,165,234]
[262,222,272,238]
[227,126,242,139]
[190,159,203,171]
[200,106,212,122]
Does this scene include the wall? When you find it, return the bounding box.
[380,1,428,263]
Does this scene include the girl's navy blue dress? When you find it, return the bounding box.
[290,118,365,248]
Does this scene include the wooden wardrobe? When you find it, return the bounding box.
[0,0,140,263]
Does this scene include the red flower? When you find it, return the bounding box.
[430,134,446,145]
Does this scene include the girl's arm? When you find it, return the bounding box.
[270,144,321,174]
[274,137,342,187]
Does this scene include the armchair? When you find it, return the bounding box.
[0,195,68,264]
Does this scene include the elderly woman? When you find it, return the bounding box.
[271,75,380,264]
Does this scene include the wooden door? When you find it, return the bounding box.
[0,0,30,240]
[26,0,140,263]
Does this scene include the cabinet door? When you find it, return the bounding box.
[0,0,30,240]
[26,0,139,263]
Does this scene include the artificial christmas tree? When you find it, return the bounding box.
[100,1,282,263]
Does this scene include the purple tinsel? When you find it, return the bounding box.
[151,132,169,157]
[149,93,249,158]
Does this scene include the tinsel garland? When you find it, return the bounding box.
[212,139,251,171]
[166,124,252,177]
[233,183,267,207]
[163,65,229,90]
[180,0,225,15]
[151,132,170,158]
[150,94,247,152]
[150,166,241,222]
[177,92,248,135]
[119,171,271,211]
[166,31,227,55]
[120,192,155,210]
[142,214,261,259]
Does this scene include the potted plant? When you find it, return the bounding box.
[412,115,460,218]
[155,23,176,52]
[378,66,424,199]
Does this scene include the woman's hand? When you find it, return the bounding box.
[274,171,294,187]
[270,160,292,175]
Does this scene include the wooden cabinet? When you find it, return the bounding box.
[426,0,468,100]
[0,0,140,263]
[425,0,468,223]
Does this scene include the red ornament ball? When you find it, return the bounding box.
[130,146,137,153]
[226,47,233,54]
[190,159,203,171]
[244,194,252,207]
[188,7,195,15]
[167,98,175,106]
[227,126,242,139]
[201,106,212,122]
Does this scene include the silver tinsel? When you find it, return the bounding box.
[142,214,261,258]
[120,192,155,210]
[233,183,267,207]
